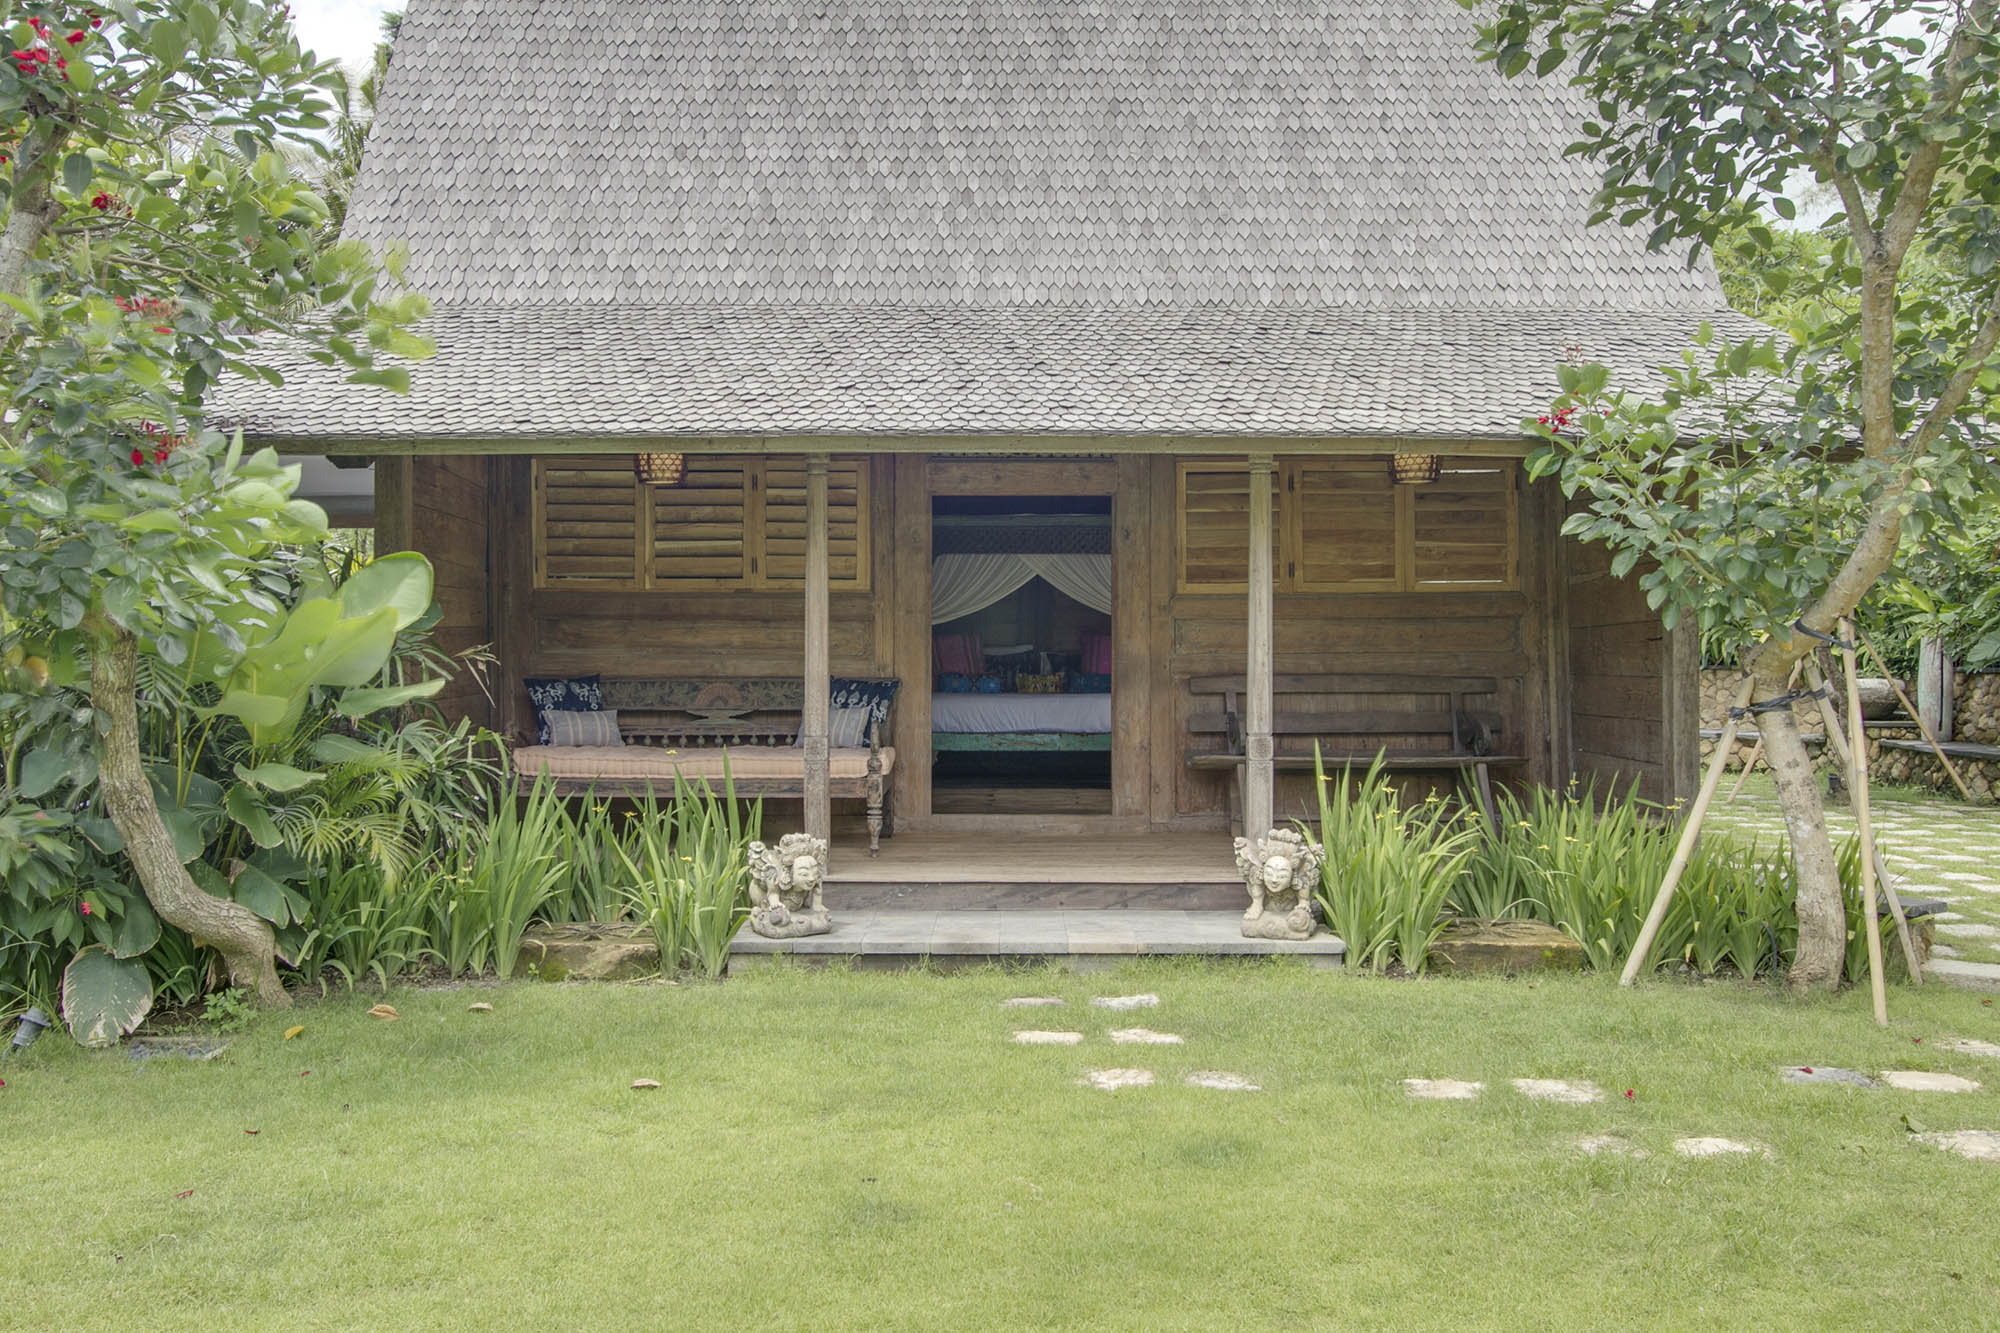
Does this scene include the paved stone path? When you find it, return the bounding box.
[1704,778,2000,989]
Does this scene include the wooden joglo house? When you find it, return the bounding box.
[226,0,1763,911]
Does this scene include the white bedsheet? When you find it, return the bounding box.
[931,691,1113,734]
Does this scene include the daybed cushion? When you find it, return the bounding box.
[524,673,601,745]
[546,708,622,747]
[514,744,897,783]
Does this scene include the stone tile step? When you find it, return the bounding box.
[729,909,1347,963]
[1927,959,2000,993]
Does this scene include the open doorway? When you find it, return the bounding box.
[929,496,1113,815]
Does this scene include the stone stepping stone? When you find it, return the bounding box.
[1081,1068,1154,1090]
[1880,1070,1983,1092]
[1003,996,1065,1008]
[1012,1030,1083,1045]
[1673,1137,1769,1159]
[1404,1078,1483,1101]
[1091,994,1159,1011]
[1186,1071,1261,1092]
[1778,1065,1875,1087]
[1930,960,2000,991]
[1574,1133,1648,1159]
[1109,1028,1183,1045]
[1939,923,2000,939]
[1935,945,1964,958]
[1942,1038,2000,1060]
[1512,1078,1603,1104]
[1914,1130,2000,1163]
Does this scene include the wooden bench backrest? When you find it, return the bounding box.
[597,677,896,749]
[1185,673,1501,756]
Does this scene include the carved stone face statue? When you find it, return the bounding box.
[1260,855,1295,895]
[791,855,822,893]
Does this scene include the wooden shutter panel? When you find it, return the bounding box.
[1286,458,1399,592]
[759,457,868,589]
[1412,462,1518,588]
[650,457,750,586]
[1175,461,1277,593]
[534,456,640,587]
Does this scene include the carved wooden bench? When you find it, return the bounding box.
[512,677,898,854]
[1184,673,1524,829]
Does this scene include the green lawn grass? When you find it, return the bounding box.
[4,962,1999,1328]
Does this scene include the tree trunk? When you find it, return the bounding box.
[0,126,64,314]
[1750,659,1845,991]
[90,627,290,1007]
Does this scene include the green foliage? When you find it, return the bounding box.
[59,943,152,1046]
[201,985,256,1032]
[1473,1,2000,670]
[451,774,569,980]
[618,774,760,980]
[1309,753,1480,975]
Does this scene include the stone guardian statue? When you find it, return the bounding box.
[1234,827,1326,941]
[746,833,833,938]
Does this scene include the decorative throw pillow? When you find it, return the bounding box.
[938,673,973,693]
[1067,673,1111,694]
[793,705,875,749]
[546,708,622,747]
[831,677,900,727]
[1016,672,1064,694]
[983,647,1036,690]
[524,674,603,745]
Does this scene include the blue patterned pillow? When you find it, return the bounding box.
[524,674,602,745]
[830,677,899,726]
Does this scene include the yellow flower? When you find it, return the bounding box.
[1537,844,1551,851]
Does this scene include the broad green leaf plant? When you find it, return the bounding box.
[1472,0,2000,990]
[1,0,433,1005]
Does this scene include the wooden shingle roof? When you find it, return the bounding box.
[224,0,1758,444]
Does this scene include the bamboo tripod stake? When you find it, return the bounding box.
[1800,654,1923,983]
[1841,620,1889,1026]
[1620,674,1755,987]
[1854,624,1976,802]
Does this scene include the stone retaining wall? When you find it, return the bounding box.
[1695,667,2000,803]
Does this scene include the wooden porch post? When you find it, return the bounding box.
[1245,454,1275,836]
[803,453,832,846]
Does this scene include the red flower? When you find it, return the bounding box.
[66,31,85,45]
[1623,1088,1634,1100]
[153,448,168,463]
[1801,1066,1814,1074]
[54,57,64,71]
[91,192,110,210]
[32,48,49,63]
[154,325,171,335]
[79,901,91,916]
[130,448,144,465]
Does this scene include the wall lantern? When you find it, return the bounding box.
[633,453,687,487]
[1388,451,1440,486]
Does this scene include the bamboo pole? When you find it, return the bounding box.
[1801,655,1922,982]
[1842,620,1889,1026]
[1620,674,1755,987]
[1854,624,1976,802]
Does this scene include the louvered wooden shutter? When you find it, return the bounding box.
[534,456,641,587]
[1175,461,1277,593]
[1286,458,1400,592]
[1412,462,1518,587]
[758,458,868,589]
[650,457,750,586]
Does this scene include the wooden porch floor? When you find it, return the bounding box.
[824,832,1241,910]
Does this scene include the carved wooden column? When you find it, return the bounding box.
[1245,453,1275,837]
[803,453,832,846]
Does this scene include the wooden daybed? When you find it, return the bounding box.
[512,678,897,854]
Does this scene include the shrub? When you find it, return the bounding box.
[1310,753,1479,975]
[618,771,760,980]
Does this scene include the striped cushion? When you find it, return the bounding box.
[546,708,622,747]
[794,705,873,749]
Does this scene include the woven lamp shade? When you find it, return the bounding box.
[1388,452,1440,485]
[633,453,687,487]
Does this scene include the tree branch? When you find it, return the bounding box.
[1881,0,1999,266]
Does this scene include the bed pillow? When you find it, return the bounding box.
[792,705,874,749]
[1067,673,1111,694]
[546,708,623,747]
[937,672,973,693]
[983,646,1037,690]
[974,674,1006,694]
[1016,672,1064,694]
[831,677,900,728]
[524,674,602,745]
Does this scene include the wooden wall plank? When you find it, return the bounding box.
[927,458,1118,495]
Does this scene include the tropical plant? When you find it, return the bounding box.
[617,773,759,980]
[1475,0,2000,990]
[0,0,434,1004]
[1310,753,1480,975]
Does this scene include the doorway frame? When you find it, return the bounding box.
[889,456,1149,834]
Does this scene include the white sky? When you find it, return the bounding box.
[291,0,398,77]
